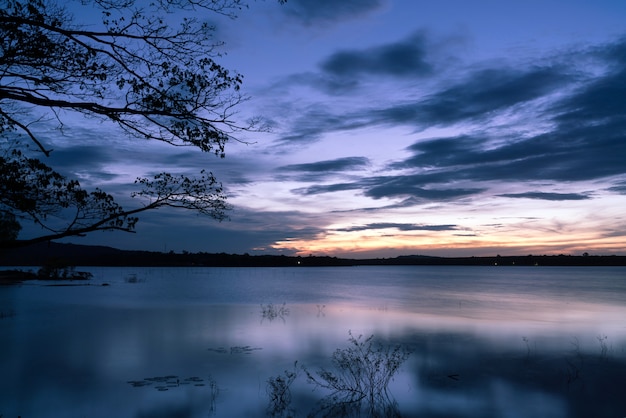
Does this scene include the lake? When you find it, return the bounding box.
[1,266,625,417]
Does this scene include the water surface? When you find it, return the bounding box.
[1,266,625,417]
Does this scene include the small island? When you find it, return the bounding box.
[0,264,93,285]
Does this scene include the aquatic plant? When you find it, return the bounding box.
[522,336,536,363]
[303,331,411,417]
[266,361,299,418]
[564,357,581,390]
[206,376,220,416]
[261,302,290,323]
[207,345,262,354]
[127,374,219,414]
[124,273,145,283]
[37,263,93,280]
[0,309,15,319]
[597,335,610,360]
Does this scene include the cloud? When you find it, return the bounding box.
[60,205,331,254]
[292,182,362,195]
[281,72,361,96]
[364,180,484,201]
[320,31,433,79]
[293,175,484,201]
[36,31,626,256]
[608,181,626,195]
[553,37,626,121]
[279,31,454,96]
[275,103,357,143]
[497,192,591,201]
[395,110,626,184]
[278,156,369,175]
[370,65,569,127]
[387,39,626,187]
[287,60,626,200]
[285,34,626,202]
[336,222,458,232]
[280,0,385,25]
[275,38,571,144]
[45,145,120,183]
[48,145,115,170]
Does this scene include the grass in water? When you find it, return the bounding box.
[303,331,411,417]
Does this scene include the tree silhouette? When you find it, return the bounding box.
[0,0,279,248]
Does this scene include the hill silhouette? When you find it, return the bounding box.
[1,242,625,267]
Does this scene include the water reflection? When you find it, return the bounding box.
[264,332,411,418]
[302,332,410,418]
[399,332,626,418]
[1,266,625,417]
[266,362,299,418]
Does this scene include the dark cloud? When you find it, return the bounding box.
[47,145,115,169]
[58,206,330,254]
[293,175,484,201]
[44,145,119,183]
[553,38,626,125]
[280,31,458,96]
[364,180,484,201]
[395,79,626,185]
[608,181,626,195]
[371,66,569,126]
[320,31,432,78]
[281,0,384,25]
[278,59,570,144]
[289,72,626,201]
[498,192,591,201]
[275,36,626,152]
[276,104,358,143]
[292,182,362,195]
[336,222,458,232]
[598,35,626,63]
[288,77,626,200]
[278,156,369,173]
[556,69,626,124]
[387,38,626,187]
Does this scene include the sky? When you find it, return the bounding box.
[20,0,626,257]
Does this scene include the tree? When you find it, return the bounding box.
[0,210,21,242]
[0,0,279,249]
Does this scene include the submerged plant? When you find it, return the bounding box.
[304,331,411,417]
[124,273,145,284]
[207,376,219,417]
[0,309,16,319]
[597,335,610,360]
[564,357,581,390]
[522,336,535,363]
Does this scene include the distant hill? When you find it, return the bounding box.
[0,242,129,266]
[1,242,625,267]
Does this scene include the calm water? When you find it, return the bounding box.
[1,266,625,417]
